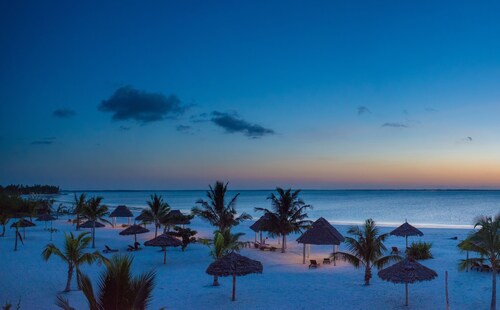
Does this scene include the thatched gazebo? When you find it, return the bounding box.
[296,217,344,264]
[378,257,437,306]
[144,233,182,264]
[80,220,105,229]
[390,220,424,248]
[119,224,150,244]
[109,205,133,227]
[36,214,57,240]
[250,215,271,245]
[206,252,263,301]
[10,218,36,239]
[167,210,191,226]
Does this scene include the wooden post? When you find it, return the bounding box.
[445,271,449,310]
[303,243,306,264]
[307,244,310,258]
[232,274,236,301]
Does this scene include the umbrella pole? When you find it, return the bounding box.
[135,234,137,244]
[303,243,306,264]
[50,220,53,241]
[405,281,408,306]
[232,274,236,301]
[163,247,167,265]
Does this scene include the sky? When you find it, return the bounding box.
[1,1,500,190]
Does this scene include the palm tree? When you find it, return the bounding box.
[192,181,252,232]
[42,232,104,292]
[255,188,312,253]
[333,219,400,285]
[139,194,170,237]
[80,197,111,248]
[56,254,156,310]
[201,229,246,286]
[458,214,499,310]
[73,193,86,231]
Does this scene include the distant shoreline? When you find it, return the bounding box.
[61,188,500,192]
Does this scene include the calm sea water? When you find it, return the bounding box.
[55,190,500,228]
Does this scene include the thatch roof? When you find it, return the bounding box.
[168,210,191,225]
[36,214,56,221]
[10,219,36,228]
[144,233,182,247]
[135,213,149,222]
[109,205,133,218]
[249,215,271,233]
[390,221,424,238]
[206,252,263,277]
[296,217,344,245]
[119,224,150,236]
[378,257,437,284]
[80,220,105,228]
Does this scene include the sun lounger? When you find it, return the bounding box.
[309,260,319,268]
[323,258,331,264]
[481,264,492,272]
[391,247,399,255]
[470,262,482,271]
[103,245,118,253]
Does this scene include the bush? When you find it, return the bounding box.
[407,241,433,260]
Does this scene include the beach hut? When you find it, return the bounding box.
[390,220,424,248]
[36,214,57,240]
[119,224,150,244]
[250,215,271,245]
[378,257,437,306]
[296,217,344,264]
[144,233,182,264]
[109,205,133,227]
[206,252,263,301]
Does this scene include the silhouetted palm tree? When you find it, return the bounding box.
[333,219,400,285]
[80,197,111,248]
[201,229,246,286]
[56,254,156,310]
[255,188,312,253]
[74,193,86,231]
[42,232,104,292]
[458,214,499,310]
[140,194,170,237]
[192,181,251,232]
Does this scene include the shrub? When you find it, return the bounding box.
[407,241,433,260]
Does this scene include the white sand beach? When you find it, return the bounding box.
[0,216,495,310]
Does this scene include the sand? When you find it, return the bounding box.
[0,216,496,309]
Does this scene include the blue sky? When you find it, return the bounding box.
[1,1,500,189]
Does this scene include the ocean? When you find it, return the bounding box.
[55,190,500,228]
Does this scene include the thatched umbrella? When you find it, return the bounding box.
[168,210,191,226]
[206,252,263,301]
[390,220,424,248]
[296,217,344,264]
[378,257,437,306]
[119,224,150,244]
[36,214,57,240]
[80,220,105,228]
[144,233,182,264]
[109,205,133,226]
[10,219,36,239]
[250,215,271,245]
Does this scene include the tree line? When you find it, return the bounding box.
[0,184,60,195]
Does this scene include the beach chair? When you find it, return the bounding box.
[391,247,399,255]
[309,260,320,268]
[103,245,118,253]
[481,264,492,272]
[470,262,482,271]
[323,258,331,264]
[270,246,277,251]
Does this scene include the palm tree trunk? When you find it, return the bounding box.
[76,214,80,231]
[14,229,18,251]
[155,223,158,238]
[213,275,219,286]
[281,235,286,253]
[364,264,372,285]
[92,224,96,248]
[65,265,73,292]
[76,268,81,290]
[232,274,236,301]
[491,265,497,310]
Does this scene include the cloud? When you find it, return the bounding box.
[119,126,131,131]
[189,113,209,123]
[98,86,188,123]
[31,140,53,145]
[211,111,275,138]
[462,136,473,143]
[381,122,408,128]
[53,109,76,118]
[176,125,193,134]
[357,106,371,115]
